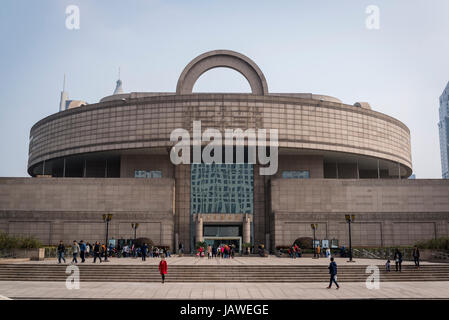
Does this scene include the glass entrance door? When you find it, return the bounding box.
[204,237,242,253]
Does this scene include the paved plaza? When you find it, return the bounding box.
[0,256,448,299]
[0,281,449,300]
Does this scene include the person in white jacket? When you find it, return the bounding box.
[71,240,80,264]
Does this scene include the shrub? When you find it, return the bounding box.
[415,237,449,250]
[294,237,313,249]
[0,232,42,249]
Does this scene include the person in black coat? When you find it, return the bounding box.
[141,243,148,261]
[394,249,402,272]
[412,246,420,268]
[57,241,66,264]
[327,257,340,289]
[93,241,102,263]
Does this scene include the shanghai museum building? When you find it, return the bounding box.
[1,50,449,253]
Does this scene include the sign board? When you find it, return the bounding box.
[330,239,339,248]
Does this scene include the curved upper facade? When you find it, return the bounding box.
[28,50,412,177]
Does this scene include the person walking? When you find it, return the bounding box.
[207,245,212,259]
[108,243,114,258]
[85,242,91,258]
[71,240,80,264]
[394,249,403,272]
[79,240,86,263]
[385,259,391,272]
[93,241,102,263]
[57,241,66,264]
[141,243,148,261]
[412,246,420,268]
[100,243,106,258]
[290,246,295,259]
[123,244,129,257]
[159,255,168,284]
[316,244,321,259]
[327,257,340,289]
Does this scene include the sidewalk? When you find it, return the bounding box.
[1,281,448,300]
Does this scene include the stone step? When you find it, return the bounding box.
[1,264,446,270]
[1,264,447,282]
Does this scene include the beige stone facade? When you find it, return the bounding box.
[270,179,449,248]
[28,94,412,177]
[0,178,174,247]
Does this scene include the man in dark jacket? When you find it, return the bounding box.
[394,249,402,272]
[327,257,340,289]
[57,241,66,264]
[93,241,102,263]
[141,243,148,261]
[412,246,420,268]
[79,240,86,263]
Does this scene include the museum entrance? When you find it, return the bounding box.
[203,225,242,253]
[204,237,242,253]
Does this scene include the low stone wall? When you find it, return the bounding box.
[0,248,45,260]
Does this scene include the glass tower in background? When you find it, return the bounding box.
[439,81,449,179]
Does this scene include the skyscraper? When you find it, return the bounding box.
[439,81,449,179]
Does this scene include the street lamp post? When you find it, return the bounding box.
[131,223,139,259]
[102,214,113,262]
[311,224,318,258]
[131,223,139,241]
[345,214,355,262]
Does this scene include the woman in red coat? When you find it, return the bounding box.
[158,256,168,283]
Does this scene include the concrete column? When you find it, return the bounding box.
[196,216,203,243]
[265,233,270,253]
[243,216,251,244]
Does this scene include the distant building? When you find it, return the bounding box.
[439,82,449,179]
[59,75,87,111]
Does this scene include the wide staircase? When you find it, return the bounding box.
[0,264,449,282]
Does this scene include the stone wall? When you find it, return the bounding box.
[0,178,175,248]
[274,155,324,179]
[270,179,449,248]
[28,94,412,176]
[120,154,174,178]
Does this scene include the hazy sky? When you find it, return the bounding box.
[1,0,448,178]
